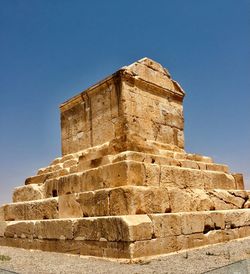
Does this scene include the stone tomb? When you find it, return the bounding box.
[0,58,250,259]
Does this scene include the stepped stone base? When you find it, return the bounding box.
[1,209,250,259]
[1,58,249,260]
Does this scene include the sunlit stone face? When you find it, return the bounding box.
[60,58,185,155]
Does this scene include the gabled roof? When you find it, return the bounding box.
[60,57,185,109]
[122,57,185,96]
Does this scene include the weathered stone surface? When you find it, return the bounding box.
[160,166,235,190]
[0,206,5,221]
[35,220,74,240]
[149,214,182,237]
[74,215,153,241]
[0,221,7,237]
[13,184,44,202]
[1,57,249,260]
[58,194,83,218]
[181,212,205,234]
[209,189,245,210]
[77,190,109,217]
[109,186,170,215]
[224,210,250,228]
[3,187,250,222]
[4,221,34,238]
[4,198,58,221]
[232,173,245,190]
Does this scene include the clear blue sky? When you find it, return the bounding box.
[0,0,249,204]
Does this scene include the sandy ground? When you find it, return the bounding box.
[0,237,250,274]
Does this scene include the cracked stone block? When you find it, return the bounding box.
[1,57,249,260]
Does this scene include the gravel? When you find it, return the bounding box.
[0,237,250,274]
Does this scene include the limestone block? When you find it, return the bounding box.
[180,160,199,169]
[0,206,5,221]
[149,213,182,237]
[78,155,111,172]
[244,201,250,208]
[5,219,74,240]
[81,160,146,190]
[81,161,129,191]
[37,167,47,175]
[238,226,250,238]
[173,152,186,160]
[126,60,175,92]
[121,215,153,241]
[209,190,245,210]
[50,157,62,165]
[109,186,170,215]
[61,154,76,162]
[197,162,207,170]
[228,190,248,200]
[232,173,245,190]
[206,163,229,173]
[126,161,147,186]
[0,221,7,237]
[130,236,180,258]
[168,188,214,212]
[168,188,194,212]
[73,218,99,241]
[37,166,54,175]
[185,154,213,163]
[177,130,185,149]
[223,228,240,241]
[25,174,48,185]
[160,166,235,190]
[13,184,44,202]
[4,198,58,221]
[77,190,109,217]
[61,84,119,155]
[4,221,34,238]
[80,241,131,259]
[204,211,225,230]
[26,168,69,186]
[0,237,77,255]
[205,173,236,190]
[224,209,250,228]
[35,220,74,240]
[143,163,160,187]
[178,233,207,249]
[74,215,152,242]
[190,189,214,211]
[57,168,70,177]
[181,212,205,235]
[81,170,99,192]
[58,194,83,218]
[78,142,110,164]
[204,230,226,245]
[112,151,144,163]
[44,161,147,197]
[57,173,82,196]
[44,178,59,198]
[69,165,78,173]
[4,203,25,221]
[137,57,169,75]
[63,159,78,168]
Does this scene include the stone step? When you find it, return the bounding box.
[0,209,250,259]
[17,160,238,203]
[111,151,225,172]
[26,149,217,185]
[4,187,250,221]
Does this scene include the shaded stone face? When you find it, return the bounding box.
[0,57,249,260]
[60,58,185,155]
